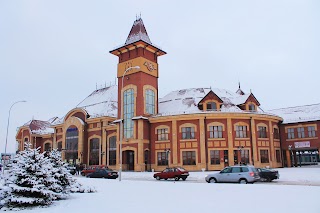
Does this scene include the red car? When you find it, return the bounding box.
[153,167,189,181]
[81,165,109,176]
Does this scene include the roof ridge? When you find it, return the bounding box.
[269,103,320,111]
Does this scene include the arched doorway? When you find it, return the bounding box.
[124,150,134,171]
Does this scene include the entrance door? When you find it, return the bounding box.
[126,151,134,171]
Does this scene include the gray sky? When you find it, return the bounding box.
[1,0,319,154]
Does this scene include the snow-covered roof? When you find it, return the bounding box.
[23,119,55,135]
[158,87,252,116]
[268,103,320,124]
[76,85,118,119]
[125,18,152,46]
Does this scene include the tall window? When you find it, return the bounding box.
[308,126,316,137]
[260,150,269,163]
[258,126,267,138]
[209,126,223,138]
[240,150,250,164]
[182,151,196,165]
[210,150,220,165]
[287,128,295,139]
[65,127,78,164]
[109,136,116,165]
[273,128,279,139]
[207,102,217,111]
[235,125,247,138]
[57,142,62,151]
[182,127,195,139]
[44,143,51,152]
[124,89,134,138]
[157,128,168,141]
[157,152,168,166]
[297,127,305,138]
[276,150,281,163]
[89,138,99,165]
[145,89,155,114]
[248,104,255,111]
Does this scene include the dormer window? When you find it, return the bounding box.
[207,102,217,111]
[248,104,255,111]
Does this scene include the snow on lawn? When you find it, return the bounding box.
[2,166,320,213]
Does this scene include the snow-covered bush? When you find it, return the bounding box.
[1,143,95,210]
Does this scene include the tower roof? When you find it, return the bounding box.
[110,18,166,56]
[125,18,152,45]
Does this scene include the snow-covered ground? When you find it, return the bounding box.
[1,165,320,213]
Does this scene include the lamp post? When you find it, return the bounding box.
[3,100,26,174]
[288,145,294,167]
[165,148,171,168]
[119,66,140,181]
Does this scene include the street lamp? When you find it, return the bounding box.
[288,145,294,167]
[119,66,140,181]
[165,148,170,168]
[3,100,27,174]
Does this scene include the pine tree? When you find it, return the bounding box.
[3,143,57,209]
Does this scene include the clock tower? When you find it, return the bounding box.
[110,17,166,171]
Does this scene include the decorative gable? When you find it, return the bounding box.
[198,90,223,111]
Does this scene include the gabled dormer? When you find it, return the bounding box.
[198,90,224,111]
[238,93,260,111]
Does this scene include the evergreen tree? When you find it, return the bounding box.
[3,143,57,209]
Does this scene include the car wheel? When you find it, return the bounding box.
[182,177,186,181]
[156,176,160,180]
[209,178,217,183]
[164,178,168,180]
[266,177,271,182]
[239,179,247,184]
[174,177,180,181]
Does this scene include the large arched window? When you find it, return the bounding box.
[65,127,78,165]
[124,89,134,138]
[145,89,155,114]
[57,141,62,151]
[89,138,99,165]
[109,136,116,165]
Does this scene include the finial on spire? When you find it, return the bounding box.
[238,81,241,89]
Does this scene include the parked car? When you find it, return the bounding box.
[256,168,279,182]
[205,165,260,184]
[153,167,189,181]
[86,168,118,179]
[81,165,109,176]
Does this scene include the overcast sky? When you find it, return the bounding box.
[1,0,319,154]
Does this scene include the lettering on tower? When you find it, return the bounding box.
[144,61,156,72]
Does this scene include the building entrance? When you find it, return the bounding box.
[124,150,134,171]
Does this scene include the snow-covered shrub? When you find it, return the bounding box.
[2,143,58,209]
[1,143,95,210]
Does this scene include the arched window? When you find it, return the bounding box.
[109,136,116,165]
[89,138,100,165]
[124,89,134,138]
[44,143,51,152]
[207,102,217,111]
[145,89,155,114]
[65,127,78,165]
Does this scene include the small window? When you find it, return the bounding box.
[248,104,255,111]
[236,125,247,138]
[258,126,267,138]
[182,127,195,139]
[273,128,279,139]
[157,128,168,141]
[182,151,196,165]
[308,126,316,137]
[287,128,295,139]
[209,126,223,138]
[210,150,220,165]
[297,127,305,138]
[207,102,217,111]
[260,150,269,163]
[276,150,281,163]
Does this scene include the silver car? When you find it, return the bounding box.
[205,165,260,184]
